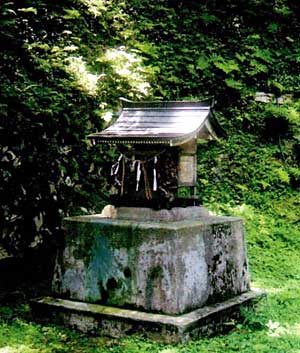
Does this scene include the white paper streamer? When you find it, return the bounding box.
[153,156,157,191]
[111,154,123,176]
[135,161,141,191]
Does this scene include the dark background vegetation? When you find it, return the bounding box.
[0,0,300,282]
[1,1,300,352]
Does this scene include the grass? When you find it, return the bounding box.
[1,193,300,352]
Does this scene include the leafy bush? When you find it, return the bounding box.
[197,133,299,207]
[0,0,153,254]
[1,0,300,254]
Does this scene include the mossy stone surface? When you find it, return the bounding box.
[52,214,250,315]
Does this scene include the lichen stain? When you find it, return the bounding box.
[145,265,163,310]
[86,236,126,302]
[54,216,250,314]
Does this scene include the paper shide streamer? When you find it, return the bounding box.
[111,151,165,199]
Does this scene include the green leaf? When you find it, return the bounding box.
[18,7,37,15]
[248,33,261,40]
[200,12,218,24]
[276,168,290,184]
[247,60,269,75]
[135,42,159,58]
[64,9,81,19]
[225,79,243,89]
[258,180,271,190]
[196,56,210,70]
[236,184,248,191]
[235,53,246,62]
[267,22,279,33]
[253,49,274,63]
[269,80,285,92]
[214,60,240,74]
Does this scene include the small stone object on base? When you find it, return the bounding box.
[31,290,264,343]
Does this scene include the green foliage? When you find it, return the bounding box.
[1,0,300,258]
[1,197,300,351]
[0,0,154,253]
[1,3,300,352]
[126,0,300,101]
[197,133,298,206]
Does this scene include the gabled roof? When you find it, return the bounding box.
[88,99,218,146]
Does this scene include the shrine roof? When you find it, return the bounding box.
[88,99,219,146]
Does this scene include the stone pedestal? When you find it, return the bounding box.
[31,208,262,341]
[31,290,263,343]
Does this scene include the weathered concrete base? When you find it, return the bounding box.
[52,215,250,315]
[31,290,263,343]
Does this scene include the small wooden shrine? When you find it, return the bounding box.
[88,98,219,208]
[31,99,262,343]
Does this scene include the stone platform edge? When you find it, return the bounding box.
[30,290,264,343]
